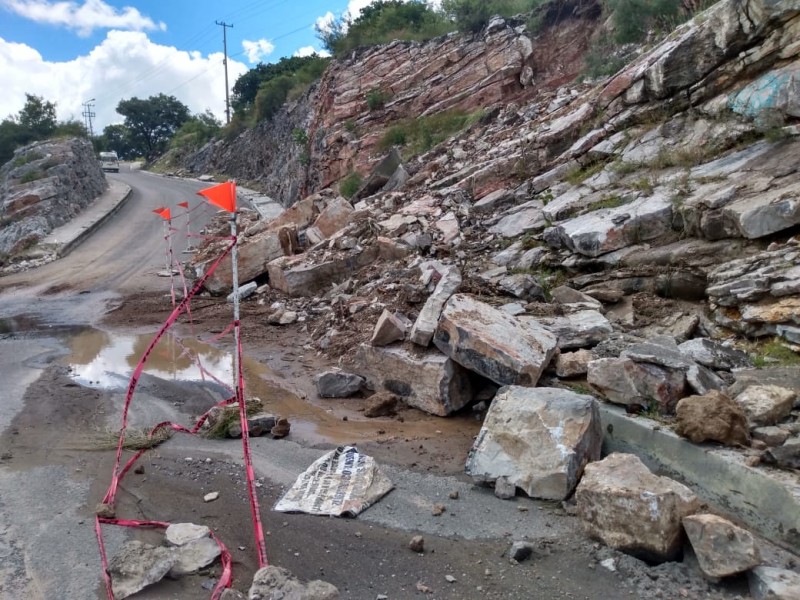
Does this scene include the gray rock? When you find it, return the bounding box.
[108,540,177,599]
[764,437,800,470]
[409,262,462,347]
[466,387,602,500]
[728,367,800,398]
[499,302,526,316]
[555,349,594,378]
[678,338,751,370]
[249,565,339,600]
[314,370,365,398]
[546,193,673,258]
[686,363,726,396]
[682,514,760,578]
[494,476,516,500]
[169,536,221,577]
[227,413,279,438]
[221,590,248,600]
[509,541,534,562]
[752,426,790,447]
[227,281,258,303]
[353,343,473,416]
[735,385,797,427]
[587,357,686,414]
[434,294,558,387]
[576,453,700,563]
[748,566,800,600]
[165,523,210,547]
[498,273,545,300]
[370,309,410,346]
[549,285,603,309]
[473,188,514,214]
[622,340,693,370]
[488,207,545,237]
[531,310,613,350]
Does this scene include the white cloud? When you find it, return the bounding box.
[293,45,331,58]
[0,0,166,37]
[0,31,248,130]
[241,38,275,64]
[315,11,335,34]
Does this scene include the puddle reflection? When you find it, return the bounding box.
[68,329,234,390]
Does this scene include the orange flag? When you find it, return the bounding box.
[177,201,189,209]
[153,207,171,220]
[197,181,236,213]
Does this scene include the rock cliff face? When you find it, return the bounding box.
[0,138,107,258]
[185,7,598,205]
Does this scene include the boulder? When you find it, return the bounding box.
[748,566,800,600]
[249,565,339,600]
[531,310,613,349]
[677,338,751,370]
[752,426,790,447]
[165,523,210,547]
[555,349,594,378]
[549,285,603,309]
[587,357,686,414]
[314,370,364,398]
[735,385,797,427]
[576,453,700,562]
[674,391,750,446]
[353,344,473,416]
[108,540,177,599]
[309,196,354,238]
[466,387,602,500]
[370,310,410,346]
[267,245,379,297]
[198,229,288,295]
[169,536,221,577]
[473,188,514,215]
[363,391,399,418]
[434,294,558,387]
[409,262,462,347]
[682,514,761,578]
[546,193,673,258]
[764,437,800,470]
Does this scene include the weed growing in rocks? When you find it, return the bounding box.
[586,194,632,212]
[378,109,484,158]
[339,172,363,198]
[630,176,656,196]
[565,161,608,185]
[366,88,390,110]
[19,170,43,183]
[750,337,800,368]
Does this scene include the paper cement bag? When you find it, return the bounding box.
[274,446,393,517]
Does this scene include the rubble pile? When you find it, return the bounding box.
[183,0,800,594]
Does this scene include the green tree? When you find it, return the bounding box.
[169,110,222,150]
[98,123,136,159]
[232,56,327,114]
[17,93,57,140]
[603,0,685,44]
[115,93,191,159]
[53,119,88,138]
[0,119,27,165]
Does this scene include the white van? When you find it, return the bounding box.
[99,151,120,173]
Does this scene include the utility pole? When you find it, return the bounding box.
[82,99,96,137]
[216,20,233,124]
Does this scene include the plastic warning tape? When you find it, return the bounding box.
[95,235,268,599]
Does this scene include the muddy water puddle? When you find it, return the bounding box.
[65,327,478,447]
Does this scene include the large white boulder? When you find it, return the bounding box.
[682,514,761,578]
[576,453,700,562]
[433,294,557,386]
[465,387,602,500]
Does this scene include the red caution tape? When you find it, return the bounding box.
[95,231,269,598]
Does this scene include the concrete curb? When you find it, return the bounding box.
[54,180,132,258]
[599,403,800,553]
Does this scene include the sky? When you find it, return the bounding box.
[0,0,395,131]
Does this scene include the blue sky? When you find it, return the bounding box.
[0,0,381,129]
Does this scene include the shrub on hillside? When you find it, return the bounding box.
[440,0,540,33]
[319,0,452,56]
